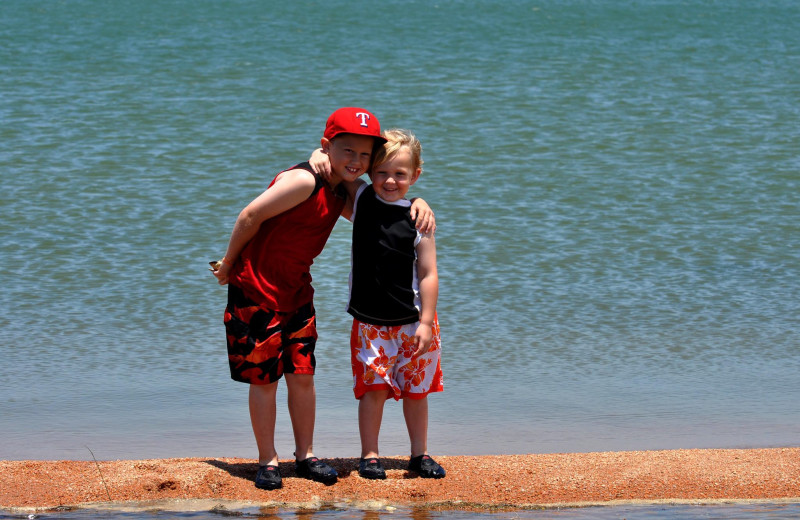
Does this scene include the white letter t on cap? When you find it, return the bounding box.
[355,112,370,127]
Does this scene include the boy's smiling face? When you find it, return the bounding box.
[370,146,420,203]
[322,134,375,185]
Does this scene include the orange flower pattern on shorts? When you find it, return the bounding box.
[401,356,432,393]
[350,315,443,400]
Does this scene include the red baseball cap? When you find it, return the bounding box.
[324,107,387,143]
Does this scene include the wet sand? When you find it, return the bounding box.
[2,448,799,513]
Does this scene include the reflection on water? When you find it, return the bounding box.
[4,502,800,520]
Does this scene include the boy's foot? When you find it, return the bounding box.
[359,457,387,480]
[295,456,338,484]
[254,465,282,490]
[408,454,446,479]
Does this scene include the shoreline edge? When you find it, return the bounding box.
[2,447,799,512]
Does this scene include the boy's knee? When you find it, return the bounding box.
[363,390,389,402]
[250,381,278,396]
[285,373,315,390]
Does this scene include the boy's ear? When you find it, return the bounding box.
[320,137,332,153]
[410,167,422,185]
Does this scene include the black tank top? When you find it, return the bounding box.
[347,185,419,326]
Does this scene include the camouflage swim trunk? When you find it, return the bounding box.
[224,284,317,385]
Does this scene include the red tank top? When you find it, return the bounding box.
[230,163,346,312]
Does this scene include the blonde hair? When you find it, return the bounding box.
[372,129,423,173]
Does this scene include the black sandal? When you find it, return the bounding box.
[255,464,282,490]
[359,457,387,479]
[408,454,446,478]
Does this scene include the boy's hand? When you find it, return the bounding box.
[413,323,434,357]
[410,199,436,235]
[309,148,332,181]
[210,259,233,285]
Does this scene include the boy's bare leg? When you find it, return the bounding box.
[359,389,390,458]
[404,396,445,478]
[284,373,316,460]
[403,396,429,457]
[249,383,279,466]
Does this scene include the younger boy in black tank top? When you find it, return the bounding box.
[346,129,446,480]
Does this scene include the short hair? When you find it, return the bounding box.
[372,129,423,173]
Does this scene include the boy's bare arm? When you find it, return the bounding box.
[308,147,331,177]
[212,169,317,285]
[413,233,439,355]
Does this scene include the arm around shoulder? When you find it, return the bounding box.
[409,197,436,235]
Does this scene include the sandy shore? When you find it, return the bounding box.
[2,448,799,513]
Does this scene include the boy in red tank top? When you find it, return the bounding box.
[211,108,434,490]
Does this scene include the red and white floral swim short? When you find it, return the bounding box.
[350,315,444,400]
